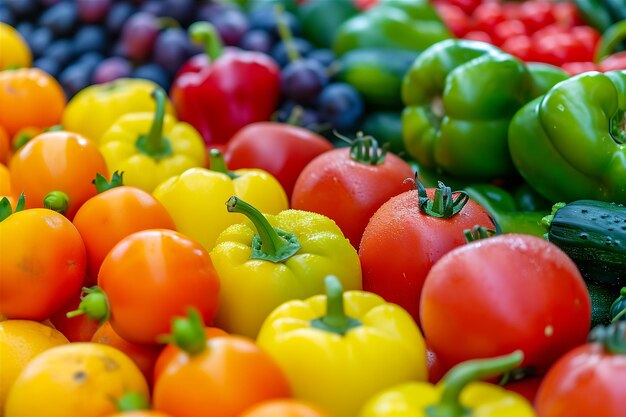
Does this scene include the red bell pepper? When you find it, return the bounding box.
[170,22,281,147]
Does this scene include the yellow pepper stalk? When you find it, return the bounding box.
[359,351,536,417]
[211,199,362,339]
[256,275,423,417]
[99,87,205,192]
[153,154,288,252]
[62,78,175,143]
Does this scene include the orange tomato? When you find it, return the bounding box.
[49,291,101,342]
[0,125,10,164]
[98,229,220,345]
[9,131,108,219]
[73,185,176,285]
[0,208,86,320]
[107,412,172,417]
[239,400,331,417]
[92,322,163,388]
[153,327,228,383]
[0,68,65,137]
[153,335,291,417]
[0,163,11,196]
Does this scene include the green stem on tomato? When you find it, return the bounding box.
[0,193,25,222]
[225,196,301,263]
[66,286,110,324]
[189,21,223,61]
[43,191,70,215]
[92,171,125,194]
[311,275,361,336]
[411,176,469,218]
[425,351,524,417]
[159,308,207,356]
[135,88,173,160]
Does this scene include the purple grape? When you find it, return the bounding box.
[161,0,195,26]
[317,83,364,131]
[249,6,300,39]
[281,59,329,105]
[92,57,132,84]
[240,30,274,54]
[120,12,160,62]
[131,64,171,90]
[28,27,53,58]
[0,7,15,26]
[277,101,320,129]
[213,9,249,47]
[140,0,166,17]
[73,25,108,56]
[153,28,194,75]
[34,56,61,78]
[39,0,61,6]
[77,0,112,23]
[6,0,40,18]
[16,22,35,41]
[271,38,314,67]
[197,3,237,22]
[38,2,78,38]
[308,49,336,68]
[60,62,93,98]
[44,39,75,68]
[106,2,136,35]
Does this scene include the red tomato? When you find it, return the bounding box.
[72,184,176,285]
[561,61,599,75]
[0,208,86,320]
[551,2,584,27]
[224,122,333,198]
[517,1,557,34]
[501,35,533,61]
[492,20,528,46]
[358,184,494,324]
[291,141,414,248]
[440,0,482,15]
[531,32,592,66]
[97,229,221,345]
[463,31,493,44]
[420,234,591,373]
[435,4,472,38]
[571,25,601,55]
[535,333,626,417]
[600,52,626,71]
[49,291,101,342]
[472,3,507,35]
[504,377,543,405]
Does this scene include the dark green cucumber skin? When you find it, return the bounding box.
[586,280,618,328]
[547,200,626,287]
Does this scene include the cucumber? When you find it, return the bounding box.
[587,280,619,328]
[544,200,626,287]
[334,48,418,109]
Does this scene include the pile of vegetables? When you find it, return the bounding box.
[0,1,625,416]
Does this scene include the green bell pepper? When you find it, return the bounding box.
[463,183,548,237]
[299,0,359,49]
[360,111,406,156]
[527,62,569,98]
[332,0,451,56]
[401,39,532,181]
[508,71,626,204]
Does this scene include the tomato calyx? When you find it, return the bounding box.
[347,132,387,166]
[66,286,110,324]
[159,308,207,356]
[92,171,125,193]
[425,351,524,417]
[463,225,498,243]
[588,322,626,354]
[209,149,239,179]
[225,196,301,263]
[408,176,469,219]
[135,87,173,161]
[189,21,224,62]
[0,192,25,222]
[116,392,150,412]
[310,275,362,336]
[43,191,70,215]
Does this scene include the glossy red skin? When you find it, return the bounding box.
[224,122,333,198]
[504,377,543,405]
[420,234,591,373]
[170,50,280,146]
[535,342,626,416]
[291,148,414,248]
[358,188,494,324]
[600,52,626,71]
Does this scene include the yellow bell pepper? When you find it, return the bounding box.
[256,275,422,417]
[62,78,174,143]
[0,23,31,70]
[211,200,362,339]
[359,351,536,417]
[99,88,205,192]
[153,155,288,252]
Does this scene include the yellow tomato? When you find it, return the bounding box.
[5,343,150,417]
[0,320,68,414]
[0,23,31,70]
[0,163,11,196]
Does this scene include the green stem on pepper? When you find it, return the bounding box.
[311,275,361,336]
[208,149,239,179]
[189,21,223,61]
[425,351,524,417]
[225,196,301,263]
[135,88,173,160]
